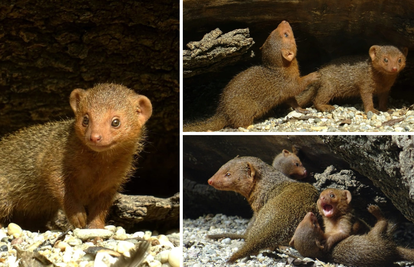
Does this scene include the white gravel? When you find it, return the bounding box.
[183,214,414,267]
[219,101,414,132]
[183,214,326,267]
[0,224,180,267]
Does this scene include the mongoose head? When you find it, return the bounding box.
[317,188,352,219]
[281,147,307,180]
[369,45,408,74]
[289,212,327,259]
[261,20,297,67]
[207,156,259,199]
[69,83,152,152]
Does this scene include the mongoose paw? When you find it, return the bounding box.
[70,212,88,228]
[365,108,380,114]
[309,72,321,82]
[367,204,384,220]
[87,220,105,229]
[315,104,335,112]
[295,107,311,114]
[367,204,381,214]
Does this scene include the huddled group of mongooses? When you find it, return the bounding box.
[207,153,414,266]
[184,20,408,131]
[0,83,152,231]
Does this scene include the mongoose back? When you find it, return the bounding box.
[290,205,414,266]
[272,146,307,180]
[184,20,320,131]
[317,188,370,250]
[0,83,152,230]
[207,156,319,262]
[297,45,408,113]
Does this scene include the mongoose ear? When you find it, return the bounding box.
[281,48,295,62]
[288,237,295,247]
[135,95,153,126]
[369,45,379,61]
[69,89,86,114]
[401,47,409,57]
[292,146,299,155]
[246,162,256,179]
[282,149,290,157]
[343,190,352,204]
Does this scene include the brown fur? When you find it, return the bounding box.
[289,212,327,260]
[297,45,408,113]
[207,156,319,262]
[0,83,152,230]
[291,205,414,266]
[184,20,320,131]
[272,146,307,180]
[317,188,370,250]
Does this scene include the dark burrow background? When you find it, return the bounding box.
[0,0,179,200]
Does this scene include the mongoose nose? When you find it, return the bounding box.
[90,134,102,143]
[392,67,398,72]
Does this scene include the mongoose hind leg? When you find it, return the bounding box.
[285,97,311,114]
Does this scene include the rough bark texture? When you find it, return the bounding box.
[109,193,180,232]
[183,28,255,78]
[323,135,414,223]
[0,0,179,197]
[183,0,414,123]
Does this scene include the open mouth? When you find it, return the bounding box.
[322,204,334,217]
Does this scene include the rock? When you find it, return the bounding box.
[109,193,179,232]
[62,246,73,262]
[104,225,116,232]
[113,227,128,240]
[116,241,135,257]
[158,235,174,248]
[148,260,163,267]
[7,223,22,239]
[183,28,255,78]
[55,241,69,252]
[155,250,170,263]
[73,229,113,241]
[168,247,181,267]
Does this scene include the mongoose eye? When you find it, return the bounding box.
[383,58,388,63]
[284,32,289,38]
[398,58,402,63]
[111,118,121,128]
[296,163,299,167]
[225,172,231,177]
[82,116,89,127]
[330,194,335,198]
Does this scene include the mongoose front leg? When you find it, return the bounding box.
[86,191,117,229]
[297,71,320,93]
[360,90,378,114]
[377,92,390,112]
[64,195,88,228]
